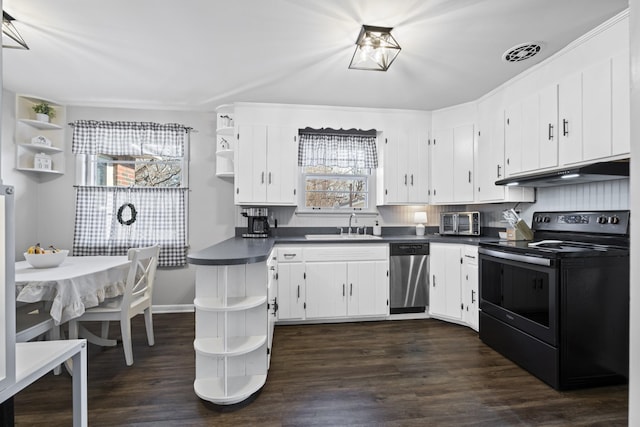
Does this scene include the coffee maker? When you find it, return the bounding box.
[241,207,270,238]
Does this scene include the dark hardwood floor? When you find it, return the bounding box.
[13,313,628,426]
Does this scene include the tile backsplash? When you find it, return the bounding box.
[235,178,630,231]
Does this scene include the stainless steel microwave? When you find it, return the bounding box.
[439,211,481,236]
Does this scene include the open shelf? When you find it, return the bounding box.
[194,335,267,357]
[194,375,267,405]
[18,119,63,130]
[194,296,267,312]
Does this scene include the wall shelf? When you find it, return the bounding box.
[216,105,235,178]
[15,95,66,176]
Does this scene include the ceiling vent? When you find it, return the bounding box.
[502,42,543,63]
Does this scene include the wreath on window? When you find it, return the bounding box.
[117,203,137,226]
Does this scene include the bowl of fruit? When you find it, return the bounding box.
[24,244,68,268]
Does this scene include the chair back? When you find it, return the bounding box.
[122,245,160,308]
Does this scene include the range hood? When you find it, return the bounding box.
[495,161,629,188]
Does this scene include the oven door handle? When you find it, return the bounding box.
[480,248,553,267]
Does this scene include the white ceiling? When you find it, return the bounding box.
[2,0,629,112]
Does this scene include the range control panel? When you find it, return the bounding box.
[531,211,630,235]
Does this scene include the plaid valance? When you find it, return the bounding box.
[73,186,188,267]
[298,129,378,169]
[71,120,190,157]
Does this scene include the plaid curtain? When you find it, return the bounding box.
[298,132,378,169]
[73,186,188,267]
[71,120,189,157]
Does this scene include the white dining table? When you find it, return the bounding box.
[15,255,131,326]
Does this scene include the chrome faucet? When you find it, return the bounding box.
[348,212,358,235]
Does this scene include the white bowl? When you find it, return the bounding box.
[23,250,69,268]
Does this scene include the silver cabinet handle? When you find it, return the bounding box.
[472,290,476,304]
[468,171,472,183]
[261,171,265,184]
[268,172,272,184]
[297,285,300,299]
[283,253,297,259]
[562,119,569,136]
[432,275,436,287]
[404,174,408,185]
[548,123,554,140]
[411,174,414,186]
[497,164,502,178]
[343,284,345,296]
[350,283,353,296]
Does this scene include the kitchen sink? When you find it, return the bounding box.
[304,234,382,240]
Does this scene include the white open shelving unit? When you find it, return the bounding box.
[14,95,67,176]
[215,104,235,178]
[193,261,268,405]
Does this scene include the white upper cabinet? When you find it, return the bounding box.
[538,84,559,169]
[504,102,522,176]
[234,124,297,205]
[611,49,630,156]
[558,53,629,166]
[452,124,475,203]
[430,128,454,204]
[476,104,535,203]
[431,124,475,204]
[377,127,429,205]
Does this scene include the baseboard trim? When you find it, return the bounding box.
[153,304,194,314]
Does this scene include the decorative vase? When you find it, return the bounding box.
[35,113,50,123]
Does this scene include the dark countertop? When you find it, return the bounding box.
[187,232,501,266]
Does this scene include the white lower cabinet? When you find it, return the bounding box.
[276,247,305,321]
[276,244,389,322]
[429,243,478,331]
[193,262,268,405]
[461,246,479,332]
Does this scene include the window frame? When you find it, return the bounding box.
[297,165,377,214]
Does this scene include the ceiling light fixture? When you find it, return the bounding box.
[349,25,400,71]
[3,11,29,50]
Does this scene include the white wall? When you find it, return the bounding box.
[1,93,236,307]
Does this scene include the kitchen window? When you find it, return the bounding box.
[71,120,191,267]
[298,128,378,212]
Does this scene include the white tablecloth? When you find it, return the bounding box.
[15,256,130,325]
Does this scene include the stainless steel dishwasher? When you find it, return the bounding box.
[389,242,429,314]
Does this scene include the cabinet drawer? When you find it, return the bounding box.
[463,245,478,265]
[277,247,303,262]
[303,244,388,262]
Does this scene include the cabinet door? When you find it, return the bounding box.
[612,50,630,156]
[406,129,430,204]
[347,261,388,317]
[504,102,522,176]
[235,124,267,204]
[266,126,298,205]
[538,84,559,169]
[452,124,474,202]
[476,109,506,202]
[378,130,404,204]
[462,247,479,331]
[430,128,453,203]
[558,71,583,165]
[582,58,612,161]
[429,244,462,320]
[305,262,348,319]
[520,93,540,173]
[277,263,306,321]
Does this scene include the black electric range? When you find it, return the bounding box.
[478,210,630,390]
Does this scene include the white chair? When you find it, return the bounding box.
[16,302,59,343]
[68,245,160,366]
[16,302,62,375]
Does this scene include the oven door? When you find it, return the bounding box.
[479,248,558,346]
